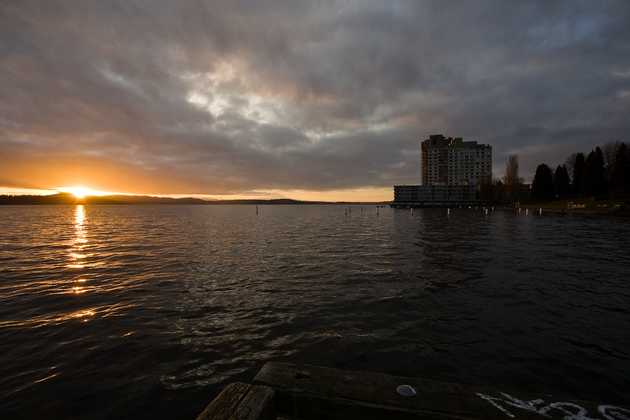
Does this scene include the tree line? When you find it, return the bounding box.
[480,141,630,203]
[531,141,630,202]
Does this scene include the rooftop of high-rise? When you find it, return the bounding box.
[423,134,491,149]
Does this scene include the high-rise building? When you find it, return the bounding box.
[421,134,492,186]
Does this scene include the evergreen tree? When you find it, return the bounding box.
[572,153,585,196]
[584,151,595,196]
[554,165,570,199]
[532,164,554,201]
[611,142,629,196]
[585,147,607,197]
[603,141,622,179]
[565,153,577,178]
[594,147,607,196]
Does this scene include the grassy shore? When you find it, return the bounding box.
[518,198,630,216]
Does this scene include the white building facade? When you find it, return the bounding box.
[421,134,492,187]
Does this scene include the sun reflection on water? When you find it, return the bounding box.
[74,205,87,243]
[71,286,87,294]
[68,205,89,291]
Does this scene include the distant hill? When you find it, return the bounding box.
[0,193,78,205]
[0,193,389,205]
[0,193,206,205]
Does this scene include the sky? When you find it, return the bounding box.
[1,1,630,201]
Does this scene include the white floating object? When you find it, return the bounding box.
[396,384,417,397]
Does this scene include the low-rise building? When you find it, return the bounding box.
[392,185,478,207]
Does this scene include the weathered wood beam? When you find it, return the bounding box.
[196,382,275,420]
[231,384,275,420]
[253,362,615,420]
[254,363,471,419]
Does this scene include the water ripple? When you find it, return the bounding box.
[1,205,630,419]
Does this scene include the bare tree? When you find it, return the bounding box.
[503,155,518,185]
[503,155,522,201]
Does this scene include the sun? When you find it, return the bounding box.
[59,186,104,199]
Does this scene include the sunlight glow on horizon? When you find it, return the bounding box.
[2,185,392,202]
[58,186,110,199]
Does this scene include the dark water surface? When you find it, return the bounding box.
[1,205,629,419]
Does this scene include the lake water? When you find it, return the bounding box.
[1,205,629,419]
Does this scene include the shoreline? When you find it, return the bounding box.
[0,193,389,206]
[517,200,630,217]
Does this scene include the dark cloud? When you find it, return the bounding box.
[1,0,630,195]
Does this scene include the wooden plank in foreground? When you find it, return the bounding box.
[253,362,628,420]
[196,382,275,420]
[232,385,275,420]
[253,363,472,419]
